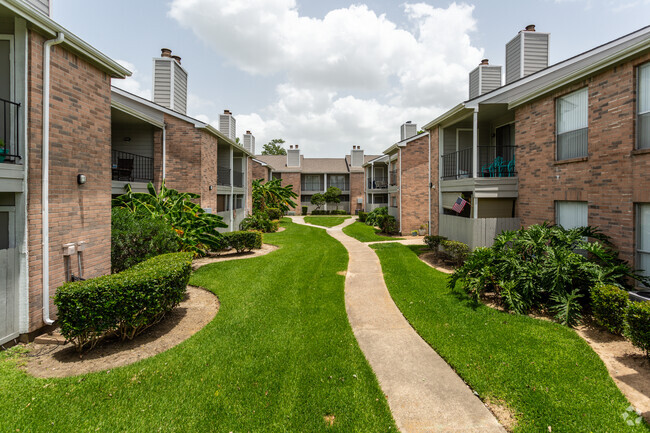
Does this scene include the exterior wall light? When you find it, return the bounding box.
[77,174,87,185]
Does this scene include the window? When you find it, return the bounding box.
[302,174,321,191]
[556,201,588,229]
[390,195,397,208]
[217,195,229,212]
[235,194,243,209]
[638,204,650,286]
[328,175,348,190]
[556,87,588,160]
[638,63,650,149]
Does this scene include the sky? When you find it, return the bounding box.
[52,0,650,157]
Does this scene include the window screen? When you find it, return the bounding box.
[638,63,650,149]
[557,88,588,160]
[556,201,588,229]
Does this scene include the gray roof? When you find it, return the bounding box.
[255,153,382,174]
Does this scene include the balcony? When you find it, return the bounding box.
[111,150,153,182]
[389,170,397,186]
[442,146,516,180]
[217,166,231,186]
[367,177,388,189]
[328,183,349,191]
[233,170,244,188]
[301,182,323,192]
[0,98,21,164]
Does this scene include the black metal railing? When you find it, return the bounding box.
[217,166,231,186]
[328,182,349,191]
[301,182,323,191]
[389,170,397,186]
[367,177,388,189]
[233,170,244,187]
[441,146,516,180]
[111,150,153,182]
[0,98,21,164]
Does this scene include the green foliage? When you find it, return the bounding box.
[627,301,650,358]
[252,178,298,213]
[54,252,192,352]
[266,207,282,220]
[301,205,308,215]
[304,216,350,228]
[365,206,388,226]
[424,235,447,251]
[260,138,287,155]
[358,211,368,223]
[441,240,470,266]
[112,180,227,256]
[239,211,279,233]
[591,284,630,335]
[310,193,325,210]
[448,223,648,327]
[342,222,404,242]
[311,209,348,215]
[223,231,263,253]
[323,186,341,209]
[380,215,398,234]
[110,207,180,273]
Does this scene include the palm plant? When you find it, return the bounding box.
[252,178,298,213]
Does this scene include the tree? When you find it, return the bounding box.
[310,193,326,210]
[251,178,298,213]
[323,186,341,210]
[261,139,287,155]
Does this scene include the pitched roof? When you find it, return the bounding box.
[255,153,382,174]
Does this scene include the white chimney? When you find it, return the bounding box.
[219,110,236,141]
[505,25,550,85]
[400,122,417,141]
[469,59,502,99]
[26,0,50,16]
[243,130,255,154]
[153,48,188,114]
[351,146,364,167]
[287,145,300,167]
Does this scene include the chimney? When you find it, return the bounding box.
[505,24,550,85]
[400,121,418,141]
[152,48,188,114]
[26,0,51,16]
[351,146,364,167]
[219,110,237,141]
[287,145,301,167]
[243,130,255,154]
[469,58,502,99]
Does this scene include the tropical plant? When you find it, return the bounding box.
[310,193,326,210]
[323,186,341,210]
[448,223,649,327]
[261,138,287,155]
[240,211,279,233]
[251,178,298,213]
[365,206,388,227]
[111,180,227,256]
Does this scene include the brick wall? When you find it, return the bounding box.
[200,132,218,212]
[399,135,431,234]
[276,172,301,212]
[516,52,650,266]
[26,32,112,331]
[251,159,269,181]
[349,172,364,214]
[162,114,202,197]
[429,128,440,235]
[152,128,163,191]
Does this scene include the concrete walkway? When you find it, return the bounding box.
[291,216,504,433]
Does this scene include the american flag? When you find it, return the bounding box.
[452,196,468,213]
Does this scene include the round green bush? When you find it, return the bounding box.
[627,301,650,357]
[591,284,629,335]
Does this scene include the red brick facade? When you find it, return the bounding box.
[516,52,650,265]
[398,135,432,234]
[349,172,364,214]
[26,32,112,330]
[276,172,302,213]
[251,159,270,181]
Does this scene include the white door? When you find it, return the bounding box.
[0,206,18,345]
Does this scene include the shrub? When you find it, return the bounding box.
[442,240,470,266]
[627,301,650,357]
[424,235,447,251]
[591,284,630,335]
[223,231,263,253]
[358,211,368,223]
[365,207,388,227]
[379,215,398,234]
[266,207,282,220]
[240,211,279,233]
[111,207,180,273]
[54,252,193,352]
[302,206,308,215]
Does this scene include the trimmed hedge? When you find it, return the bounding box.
[358,211,368,223]
[424,235,447,251]
[591,284,629,335]
[54,252,193,352]
[266,207,282,220]
[223,230,263,253]
[311,210,348,215]
[442,240,470,266]
[627,301,650,358]
[239,211,279,233]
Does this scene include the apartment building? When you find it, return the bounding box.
[255,146,377,214]
[0,0,131,345]
[421,24,650,283]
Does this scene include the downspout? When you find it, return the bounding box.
[398,148,402,235]
[229,147,234,232]
[42,32,65,326]
[162,123,167,179]
[428,131,431,236]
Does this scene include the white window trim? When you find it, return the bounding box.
[637,203,650,287]
[637,62,650,150]
[556,87,589,160]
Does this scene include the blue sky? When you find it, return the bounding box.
[53,0,650,157]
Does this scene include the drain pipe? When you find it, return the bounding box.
[162,123,167,179]
[42,32,65,326]
[428,131,431,236]
[398,148,402,234]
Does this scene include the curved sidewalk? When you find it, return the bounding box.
[292,217,504,433]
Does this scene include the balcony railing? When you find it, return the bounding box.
[441,146,516,180]
[328,183,349,191]
[111,150,153,182]
[301,182,323,191]
[217,166,231,186]
[0,98,21,164]
[368,177,388,189]
[389,170,397,186]
[233,170,244,188]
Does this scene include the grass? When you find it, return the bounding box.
[303,215,351,228]
[372,243,649,433]
[0,220,396,432]
[342,221,404,242]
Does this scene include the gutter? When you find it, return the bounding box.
[42,32,65,326]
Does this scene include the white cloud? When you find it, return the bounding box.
[170,1,483,156]
[112,60,151,99]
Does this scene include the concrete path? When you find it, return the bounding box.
[291,216,504,433]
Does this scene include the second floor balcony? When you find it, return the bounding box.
[367,177,388,189]
[0,98,21,164]
[441,146,516,180]
[111,150,153,182]
[389,170,397,186]
[217,166,231,186]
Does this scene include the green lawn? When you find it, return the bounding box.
[0,220,396,432]
[373,243,649,433]
[303,215,351,228]
[342,221,404,242]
